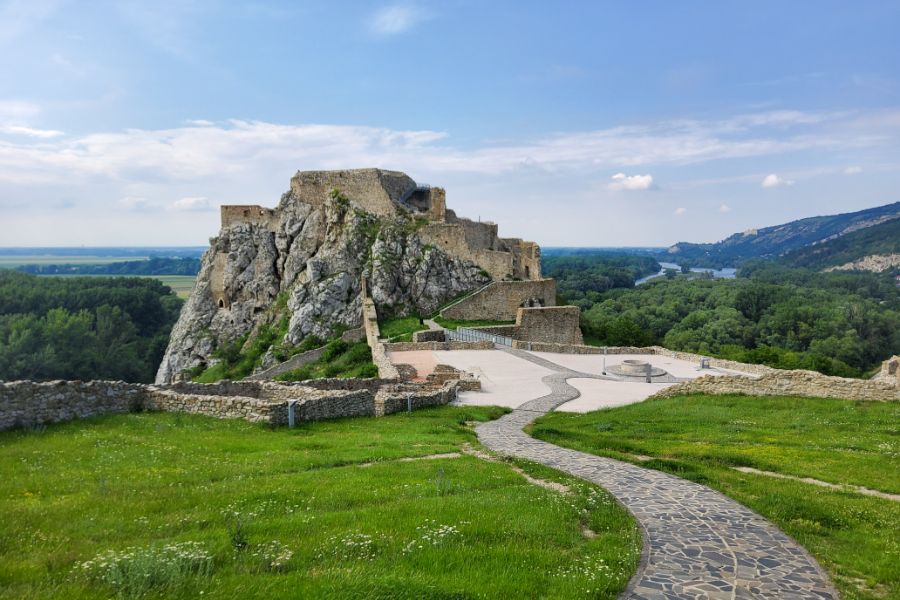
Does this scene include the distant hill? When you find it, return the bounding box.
[780,218,900,271]
[665,201,900,268]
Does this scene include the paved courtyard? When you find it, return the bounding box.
[387,348,744,412]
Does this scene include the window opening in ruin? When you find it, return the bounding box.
[218,299,225,309]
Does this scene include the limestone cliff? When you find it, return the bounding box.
[156,169,541,383]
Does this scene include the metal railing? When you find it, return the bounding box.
[447,327,513,347]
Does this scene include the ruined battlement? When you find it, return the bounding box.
[217,169,541,281]
[220,205,278,229]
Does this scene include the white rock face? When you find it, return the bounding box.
[823,253,900,273]
[155,170,490,383]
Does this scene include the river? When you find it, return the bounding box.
[635,262,737,285]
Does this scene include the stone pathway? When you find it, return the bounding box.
[476,349,838,600]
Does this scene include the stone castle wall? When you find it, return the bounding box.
[419,223,517,281]
[468,306,582,345]
[440,279,557,321]
[0,380,145,430]
[220,205,278,229]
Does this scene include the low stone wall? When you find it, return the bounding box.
[145,389,283,424]
[652,370,900,402]
[650,347,776,376]
[440,279,557,321]
[377,381,458,416]
[1,376,459,431]
[363,297,400,379]
[341,327,366,343]
[384,340,494,352]
[510,341,656,355]
[412,329,445,343]
[292,377,390,392]
[0,380,145,430]
[165,380,266,397]
[245,346,327,381]
[294,389,375,421]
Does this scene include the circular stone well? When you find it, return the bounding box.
[608,359,667,378]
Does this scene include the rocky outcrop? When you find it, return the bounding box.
[823,253,900,273]
[156,169,505,383]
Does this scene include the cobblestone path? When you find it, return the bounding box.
[476,349,838,600]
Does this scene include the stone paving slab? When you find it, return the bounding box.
[476,348,838,600]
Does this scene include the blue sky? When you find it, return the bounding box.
[1,0,899,246]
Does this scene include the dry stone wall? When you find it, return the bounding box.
[652,370,900,402]
[0,375,465,432]
[0,381,145,430]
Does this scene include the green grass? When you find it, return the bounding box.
[377,316,427,342]
[530,394,900,600]
[275,340,378,381]
[0,407,640,599]
[432,317,515,330]
[152,275,195,299]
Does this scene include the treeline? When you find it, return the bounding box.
[578,263,899,377]
[541,252,660,309]
[0,272,183,382]
[17,257,201,276]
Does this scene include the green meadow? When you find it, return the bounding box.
[0,407,640,599]
[530,394,900,600]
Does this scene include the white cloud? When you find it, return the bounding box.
[718,203,731,213]
[608,172,654,191]
[171,196,212,211]
[844,165,862,175]
[761,173,794,188]
[0,124,64,138]
[369,4,431,35]
[0,108,894,189]
[674,207,687,216]
[185,119,215,126]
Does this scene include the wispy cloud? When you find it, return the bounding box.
[674,207,687,216]
[368,4,431,35]
[718,203,731,213]
[844,165,862,175]
[0,124,64,138]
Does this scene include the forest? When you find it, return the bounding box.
[17,257,201,276]
[541,251,661,308]
[571,260,900,377]
[0,272,183,382]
